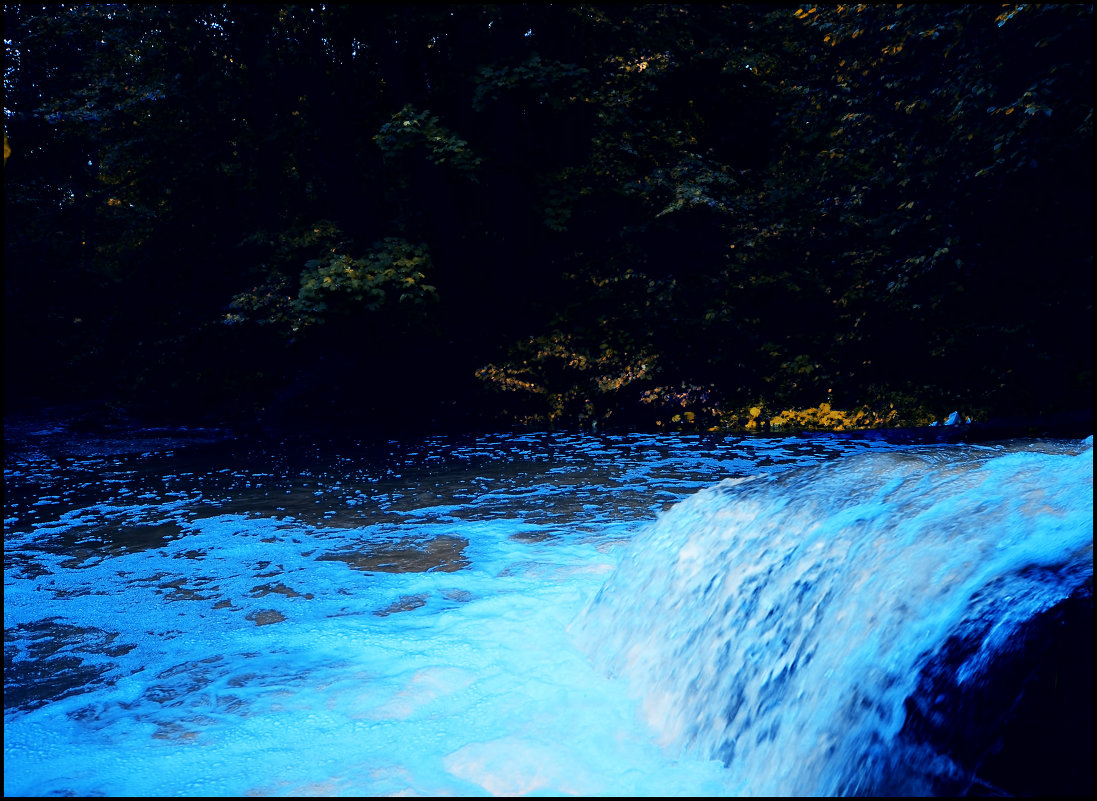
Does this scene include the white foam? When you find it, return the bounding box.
[5,433,1091,796]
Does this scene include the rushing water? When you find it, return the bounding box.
[3,422,1092,796]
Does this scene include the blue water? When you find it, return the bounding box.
[573,442,1093,795]
[3,428,1092,796]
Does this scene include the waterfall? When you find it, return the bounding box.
[572,440,1093,796]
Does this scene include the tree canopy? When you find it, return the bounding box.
[4,4,1092,432]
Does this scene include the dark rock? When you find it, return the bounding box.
[899,581,1094,796]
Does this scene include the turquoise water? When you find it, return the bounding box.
[3,428,1092,795]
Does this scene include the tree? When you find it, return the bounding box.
[4,4,1091,430]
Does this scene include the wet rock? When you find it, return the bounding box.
[899,582,1094,797]
[316,535,469,573]
[246,609,287,626]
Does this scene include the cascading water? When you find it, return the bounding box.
[4,425,1092,796]
[571,440,1093,796]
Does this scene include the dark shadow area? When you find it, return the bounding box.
[901,581,1094,797]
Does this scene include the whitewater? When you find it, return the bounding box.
[3,426,1092,796]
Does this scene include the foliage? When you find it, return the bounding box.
[375,105,482,174]
[227,226,437,331]
[3,4,1091,428]
[295,237,437,323]
[476,328,658,425]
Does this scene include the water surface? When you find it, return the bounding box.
[3,425,1092,795]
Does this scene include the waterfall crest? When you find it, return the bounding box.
[572,441,1093,796]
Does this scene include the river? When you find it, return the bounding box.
[3,420,1092,796]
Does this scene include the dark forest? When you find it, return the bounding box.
[4,4,1093,434]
